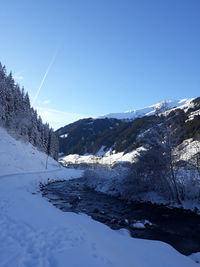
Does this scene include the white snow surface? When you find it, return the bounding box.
[0,127,60,176]
[131,222,146,229]
[61,146,146,166]
[176,138,200,162]
[131,220,153,230]
[98,99,193,120]
[0,127,198,266]
[190,253,200,264]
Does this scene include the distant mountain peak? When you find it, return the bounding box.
[97,99,194,121]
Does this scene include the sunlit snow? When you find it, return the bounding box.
[0,127,198,266]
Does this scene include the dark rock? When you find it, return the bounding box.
[110,218,117,224]
[119,219,129,226]
[100,210,105,215]
[70,197,80,205]
[93,208,99,213]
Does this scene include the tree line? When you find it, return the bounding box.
[0,62,58,160]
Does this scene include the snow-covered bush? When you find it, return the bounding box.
[177,170,200,202]
[83,165,129,197]
[83,160,200,205]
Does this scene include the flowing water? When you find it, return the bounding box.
[41,178,200,256]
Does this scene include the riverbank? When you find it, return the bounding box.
[0,168,198,266]
[42,177,200,256]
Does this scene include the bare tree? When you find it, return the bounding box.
[191,141,200,177]
[46,131,51,169]
[155,102,182,204]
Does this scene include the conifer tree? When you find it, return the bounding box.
[0,61,58,160]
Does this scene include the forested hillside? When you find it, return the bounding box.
[57,98,200,157]
[0,62,58,159]
[56,118,122,155]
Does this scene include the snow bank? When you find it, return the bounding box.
[131,222,146,229]
[131,220,153,229]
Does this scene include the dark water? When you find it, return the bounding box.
[41,178,200,256]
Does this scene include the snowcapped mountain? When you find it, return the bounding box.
[57,97,199,160]
[98,99,193,120]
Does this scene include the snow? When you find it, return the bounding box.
[131,222,146,229]
[185,109,200,122]
[98,99,193,120]
[190,253,200,264]
[131,220,153,229]
[0,127,198,266]
[0,127,60,176]
[176,139,200,162]
[59,133,68,138]
[96,145,107,156]
[61,146,146,166]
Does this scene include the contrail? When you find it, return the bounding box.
[32,49,58,106]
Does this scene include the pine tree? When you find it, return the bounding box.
[0,61,59,161]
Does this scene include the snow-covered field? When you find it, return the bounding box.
[60,146,146,167]
[0,127,198,266]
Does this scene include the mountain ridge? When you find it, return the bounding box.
[96,98,193,120]
[57,97,200,161]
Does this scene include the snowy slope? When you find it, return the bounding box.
[0,127,60,176]
[98,99,193,120]
[0,127,198,266]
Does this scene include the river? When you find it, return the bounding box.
[41,178,200,256]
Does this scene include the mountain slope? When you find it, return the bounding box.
[56,117,122,155]
[57,97,200,161]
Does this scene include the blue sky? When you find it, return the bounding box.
[0,0,200,129]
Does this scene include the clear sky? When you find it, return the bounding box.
[0,0,200,129]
